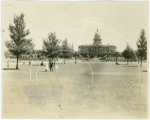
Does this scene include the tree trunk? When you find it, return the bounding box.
[141,56,142,66]
[127,59,128,65]
[64,58,65,64]
[16,55,19,69]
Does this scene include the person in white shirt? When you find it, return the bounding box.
[45,61,49,72]
[55,60,58,70]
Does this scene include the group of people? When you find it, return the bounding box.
[45,59,58,72]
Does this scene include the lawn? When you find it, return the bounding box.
[2,61,148,119]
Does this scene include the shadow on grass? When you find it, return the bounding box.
[31,64,45,66]
[142,70,147,72]
[40,71,49,72]
[40,71,54,73]
[122,66,139,67]
[3,68,19,70]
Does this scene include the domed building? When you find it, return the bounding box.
[93,30,102,46]
[78,29,117,57]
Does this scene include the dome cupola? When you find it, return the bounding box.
[93,29,102,46]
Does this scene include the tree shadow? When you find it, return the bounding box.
[40,70,55,73]
[32,64,45,66]
[40,71,50,72]
[3,68,19,70]
[122,66,139,67]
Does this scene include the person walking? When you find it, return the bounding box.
[49,59,53,72]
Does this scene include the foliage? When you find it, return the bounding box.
[89,52,95,58]
[42,32,60,59]
[97,53,105,57]
[71,43,74,51]
[4,51,10,58]
[58,52,63,58]
[61,38,70,55]
[136,29,147,66]
[80,49,89,59]
[122,43,134,64]
[61,38,71,63]
[5,13,34,69]
[29,54,33,59]
[37,54,41,59]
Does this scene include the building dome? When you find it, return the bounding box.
[94,32,101,40]
[93,29,102,45]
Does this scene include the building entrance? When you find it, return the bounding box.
[95,47,99,55]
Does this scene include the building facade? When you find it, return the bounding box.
[78,30,117,57]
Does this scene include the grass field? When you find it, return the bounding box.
[2,62,148,119]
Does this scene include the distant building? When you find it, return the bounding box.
[78,30,117,57]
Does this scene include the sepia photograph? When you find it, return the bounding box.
[1,1,149,119]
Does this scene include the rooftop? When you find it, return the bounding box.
[79,44,116,47]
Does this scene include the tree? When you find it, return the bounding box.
[136,29,147,66]
[89,52,95,58]
[37,54,41,59]
[58,52,63,58]
[5,13,34,69]
[36,50,43,60]
[80,49,89,59]
[130,50,138,62]
[71,43,74,51]
[29,54,33,59]
[62,38,70,64]
[42,32,60,59]
[4,50,10,59]
[122,43,134,65]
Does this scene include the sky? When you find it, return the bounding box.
[1,1,149,52]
